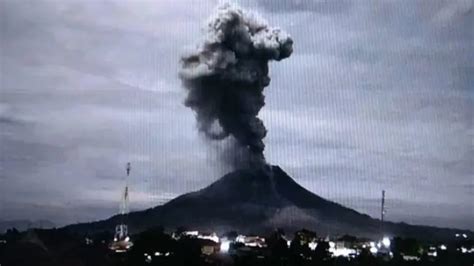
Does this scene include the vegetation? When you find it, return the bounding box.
[0,227,472,266]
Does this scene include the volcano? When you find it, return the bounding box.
[65,165,470,241]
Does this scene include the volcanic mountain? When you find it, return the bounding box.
[65,165,470,241]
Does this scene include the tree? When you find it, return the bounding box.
[313,241,330,261]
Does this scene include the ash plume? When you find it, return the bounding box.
[179,3,293,169]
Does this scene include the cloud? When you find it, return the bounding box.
[254,0,352,14]
[252,0,473,229]
[0,0,222,225]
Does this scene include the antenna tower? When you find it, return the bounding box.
[110,162,133,252]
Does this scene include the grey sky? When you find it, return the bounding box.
[0,0,472,230]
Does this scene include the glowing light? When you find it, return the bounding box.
[427,250,438,257]
[439,245,447,250]
[331,247,356,257]
[308,241,317,251]
[220,241,230,253]
[184,231,199,237]
[329,241,335,248]
[235,235,266,248]
[370,247,378,254]
[403,255,420,261]
[382,237,391,248]
[236,235,245,243]
[154,251,171,257]
[198,234,219,243]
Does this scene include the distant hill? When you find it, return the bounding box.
[0,219,56,233]
[63,165,471,241]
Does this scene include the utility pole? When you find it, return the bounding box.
[381,190,386,234]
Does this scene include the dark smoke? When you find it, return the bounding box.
[179,3,293,169]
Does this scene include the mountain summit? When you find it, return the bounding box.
[156,165,379,236]
[65,165,469,241]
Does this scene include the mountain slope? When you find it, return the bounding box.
[64,165,470,241]
[0,220,56,233]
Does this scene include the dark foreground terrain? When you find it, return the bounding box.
[1,227,473,266]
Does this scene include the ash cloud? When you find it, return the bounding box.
[179,3,293,169]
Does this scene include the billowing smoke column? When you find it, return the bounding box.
[179,3,293,169]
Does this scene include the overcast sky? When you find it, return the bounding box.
[0,0,472,230]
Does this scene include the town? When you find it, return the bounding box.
[1,226,473,266]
